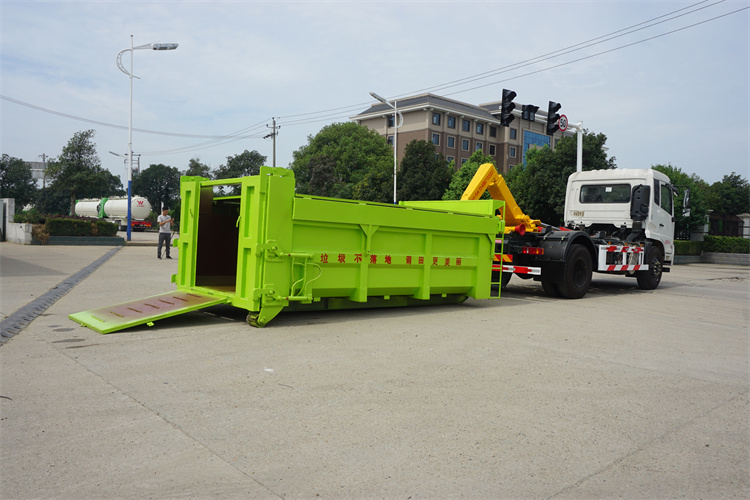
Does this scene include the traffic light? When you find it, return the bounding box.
[522,104,539,122]
[546,101,561,135]
[500,89,517,127]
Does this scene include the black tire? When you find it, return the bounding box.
[541,279,561,297]
[501,272,512,288]
[636,245,663,290]
[557,244,592,299]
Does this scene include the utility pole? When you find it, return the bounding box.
[264,118,280,167]
[37,153,49,188]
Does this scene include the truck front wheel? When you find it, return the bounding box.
[636,246,663,290]
[558,244,592,299]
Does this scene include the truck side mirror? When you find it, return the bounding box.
[630,184,650,221]
[682,188,690,209]
[681,188,691,217]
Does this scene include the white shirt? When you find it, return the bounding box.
[158,214,172,233]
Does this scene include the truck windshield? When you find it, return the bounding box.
[580,184,631,203]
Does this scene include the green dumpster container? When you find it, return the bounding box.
[70,167,504,333]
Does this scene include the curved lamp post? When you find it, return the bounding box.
[370,92,403,204]
[116,36,178,241]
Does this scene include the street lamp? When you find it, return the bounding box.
[370,92,403,204]
[116,35,178,241]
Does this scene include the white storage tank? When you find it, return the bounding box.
[75,199,103,218]
[103,196,152,220]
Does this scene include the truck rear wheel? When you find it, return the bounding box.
[501,272,512,288]
[636,246,663,290]
[557,244,592,299]
[541,279,561,297]
[491,270,513,290]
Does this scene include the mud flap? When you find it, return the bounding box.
[69,290,229,334]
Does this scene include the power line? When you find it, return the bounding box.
[402,0,728,97]
[139,120,271,155]
[276,0,731,124]
[441,4,749,97]
[0,95,229,139]
[3,1,746,156]
[275,1,746,128]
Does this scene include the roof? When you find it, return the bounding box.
[352,93,502,123]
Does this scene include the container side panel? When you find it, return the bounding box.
[175,177,204,289]
[235,178,263,312]
[246,171,296,322]
[293,197,499,235]
[291,196,498,304]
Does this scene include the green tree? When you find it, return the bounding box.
[707,173,750,216]
[131,163,182,213]
[0,154,37,209]
[291,122,393,201]
[396,140,453,201]
[652,164,710,237]
[213,150,266,179]
[442,150,496,200]
[213,150,266,195]
[35,187,71,215]
[304,155,340,198]
[45,130,122,215]
[185,158,212,178]
[352,162,393,204]
[506,131,616,225]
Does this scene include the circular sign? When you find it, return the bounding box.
[558,114,568,132]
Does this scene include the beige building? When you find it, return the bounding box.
[351,93,570,175]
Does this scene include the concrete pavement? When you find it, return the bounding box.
[1,240,748,498]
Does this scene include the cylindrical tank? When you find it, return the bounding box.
[74,199,103,218]
[103,197,152,220]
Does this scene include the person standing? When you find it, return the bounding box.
[157,206,173,260]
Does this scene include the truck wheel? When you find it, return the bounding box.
[636,246,663,290]
[541,279,561,297]
[501,272,512,288]
[558,244,592,299]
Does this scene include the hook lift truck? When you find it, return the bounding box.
[463,163,689,298]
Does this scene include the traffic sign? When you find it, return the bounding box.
[558,114,568,132]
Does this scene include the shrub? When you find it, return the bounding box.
[46,218,91,236]
[95,220,118,237]
[13,209,42,224]
[675,240,703,256]
[32,224,50,244]
[44,217,118,237]
[704,235,750,254]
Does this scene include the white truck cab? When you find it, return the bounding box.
[564,169,676,264]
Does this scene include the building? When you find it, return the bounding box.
[351,93,571,175]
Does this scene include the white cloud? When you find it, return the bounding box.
[2,0,748,185]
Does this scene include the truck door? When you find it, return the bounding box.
[649,180,675,259]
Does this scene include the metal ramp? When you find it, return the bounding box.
[69,290,229,334]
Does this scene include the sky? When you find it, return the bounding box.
[1,0,748,189]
